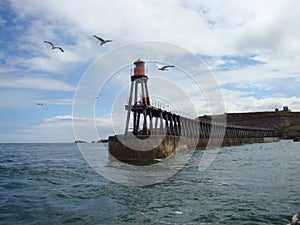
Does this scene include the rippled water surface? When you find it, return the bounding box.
[0,140,299,224]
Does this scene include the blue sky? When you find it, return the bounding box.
[0,0,300,143]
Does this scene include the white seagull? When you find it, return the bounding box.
[44,41,64,52]
[93,35,113,45]
[155,63,175,71]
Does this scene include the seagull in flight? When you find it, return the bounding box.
[93,35,113,45]
[155,63,175,71]
[44,41,64,52]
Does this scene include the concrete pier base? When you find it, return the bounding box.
[108,135,280,161]
[109,135,182,161]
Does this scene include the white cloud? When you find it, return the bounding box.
[44,115,73,122]
[3,1,298,72]
[234,82,274,91]
[42,98,74,105]
[0,113,118,143]
[0,75,75,91]
[41,113,120,142]
[6,0,300,83]
[9,0,298,53]
[0,89,37,109]
[214,62,299,87]
[0,17,6,26]
[221,89,300,112]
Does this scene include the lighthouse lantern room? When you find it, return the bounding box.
[133,59,146,77]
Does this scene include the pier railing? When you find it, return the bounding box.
[125,99,278,139]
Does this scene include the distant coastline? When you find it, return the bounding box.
[74,139,109,144]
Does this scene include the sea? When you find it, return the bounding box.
[0,140,299,225]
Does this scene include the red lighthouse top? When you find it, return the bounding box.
[133,59,146,76]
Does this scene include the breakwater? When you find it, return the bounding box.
[110,107,279,161]
[109,134,279,161]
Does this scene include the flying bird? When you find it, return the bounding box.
[155,63,175,71]
[44,41,64,52]
[36,102,43,106]
[93,35,113,45]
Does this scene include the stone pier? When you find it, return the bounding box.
[108,134,280,161]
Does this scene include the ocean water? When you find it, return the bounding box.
[0,140,299,224]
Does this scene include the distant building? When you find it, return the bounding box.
[283,106,291,112]
[275,106,291,112]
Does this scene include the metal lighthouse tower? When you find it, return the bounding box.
[124,59,151,135]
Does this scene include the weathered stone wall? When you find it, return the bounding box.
[109,135,280,161]
[109,135,181,161]
[225,112,300,130]
[198,111,300,139]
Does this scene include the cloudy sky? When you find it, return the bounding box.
[1,0,300,143]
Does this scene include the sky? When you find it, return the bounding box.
[0,0,300,143]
